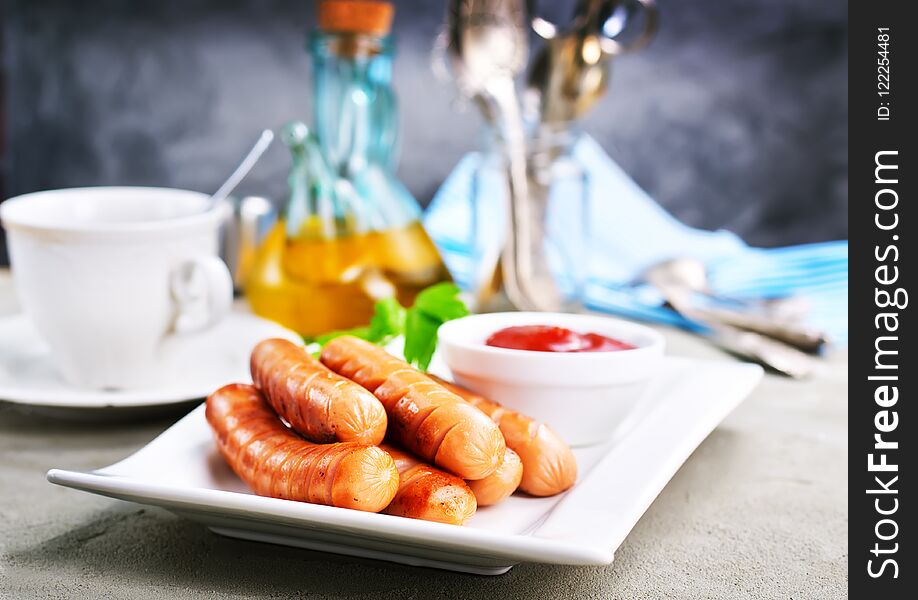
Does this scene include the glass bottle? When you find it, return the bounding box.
[246,1,450,336]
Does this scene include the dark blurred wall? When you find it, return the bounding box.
[0,0,847,263]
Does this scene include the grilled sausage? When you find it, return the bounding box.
[381,444,477,525]
[320,336,506,480]
[431,376,577,496]
[251,338,387,445]
[205,383,399,512]
[466,448,523,506]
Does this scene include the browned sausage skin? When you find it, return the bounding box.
[431,376,577,497]
[320,336,506,480]
[251,338,387,445]
[466,448,523,506]
[381,444,477,525]
[205,383,399,512]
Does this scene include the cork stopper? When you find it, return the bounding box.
[318,1,394,36]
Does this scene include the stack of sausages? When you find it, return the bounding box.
[206,336,578,526]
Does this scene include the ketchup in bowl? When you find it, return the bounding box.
[485,325,635,353]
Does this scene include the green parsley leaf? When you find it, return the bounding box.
[403,283,469,371]
[402,308,440,371]
[312,297,407,347]
[367,297,407,344]
[311,282,469,371]
[412,283,469,322]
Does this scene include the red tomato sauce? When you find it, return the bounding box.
[485,325,636,353]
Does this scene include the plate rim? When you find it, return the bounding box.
[45,466,612,566]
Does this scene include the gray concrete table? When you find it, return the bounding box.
[0,270,847,599]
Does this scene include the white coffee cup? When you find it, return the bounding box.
[0,187,234,390]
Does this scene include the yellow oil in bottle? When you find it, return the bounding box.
[245,218,451,336]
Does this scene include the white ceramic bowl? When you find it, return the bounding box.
[437,312,665,447]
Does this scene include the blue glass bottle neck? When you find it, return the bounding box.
[308,31,398,176]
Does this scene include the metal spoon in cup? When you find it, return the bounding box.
[209,129,275,210]
[527,0,658,125]
[447,0,563,312]
[208,129,276,290]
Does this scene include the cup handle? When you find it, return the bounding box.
[170,256,234,334]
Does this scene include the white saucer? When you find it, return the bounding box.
[0,311,300,412]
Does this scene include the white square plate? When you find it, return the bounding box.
[47,357,762,575]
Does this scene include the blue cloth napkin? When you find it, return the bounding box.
[423,134,848,345]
